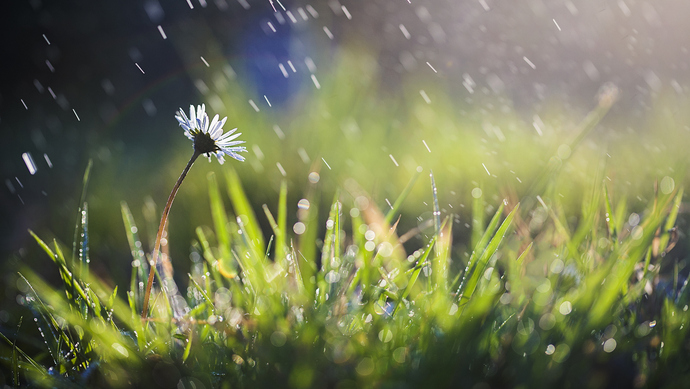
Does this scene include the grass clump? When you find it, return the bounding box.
[1,74,689,387]
[3,155,689,388]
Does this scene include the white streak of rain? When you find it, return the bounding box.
[426,62,437,73]
[276,162,287,177]
[22,153,37,175]
[311,74,321,89]
[273,125,285,140]
[306,5,318,18]
[323,26,334,39]
[399,24,411,39]
[419,90,431,104]
[523,56,536,69]
[157,25,167,39]
[279,63,289,78]
[44,153,53,168]
[286,11,297,23]
[237,0,250,10]
[341,5,352,20]
[482,163,491,176]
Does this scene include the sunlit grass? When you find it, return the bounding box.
[2,47,690,388]
[4,142,689,387]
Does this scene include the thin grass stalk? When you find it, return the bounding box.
[142,151,200,319]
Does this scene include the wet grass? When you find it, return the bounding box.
[3,141,690,387]
[2,49,690,388]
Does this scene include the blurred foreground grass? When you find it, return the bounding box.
[2,48,690,387]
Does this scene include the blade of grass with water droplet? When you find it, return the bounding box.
[18,272,75,365]
[587,193,676,327]
[452,202,505,292]
[71,159,92,272]
[458,204,518,306]
[603,184,616,239]
[121,202,147,306]
[659,187,683,254]
[471,186,485,252]
[433,217,452,294]
[28,231,88,304]
[318,192,340,304]
[392,236,436,316]
[195,227,227,287]
[0,326,51,383]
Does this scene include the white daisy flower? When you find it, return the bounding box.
[175,104,247,163]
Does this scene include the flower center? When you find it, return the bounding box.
[192,130,219,155]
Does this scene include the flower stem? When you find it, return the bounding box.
[141,151,200,319]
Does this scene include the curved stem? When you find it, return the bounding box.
[141,151,200,319]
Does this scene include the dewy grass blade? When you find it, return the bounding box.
[453,202,505,292]
[393,236,436,316]
[603,184,616,239]
[658,187,683,255]
[78,202,90,281]
[71,159,92,272]
[319,192,341,304]
[28,231,89,304]
[433,217,452,294]
[12,317,21,387]
[195,227,227,285]
[430,170,441,257]
[0,328,51,382]
[458,204,518,306]
[587,192,676,327]
[121,202,146,302]
[471,185,485,252]
[18,272,75,364]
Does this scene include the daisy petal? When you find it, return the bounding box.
[209,114,219,134]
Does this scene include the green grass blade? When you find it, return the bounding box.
[453,202,505,292]
[393,236,436,316]
[71,159,93,271]
[224,167,265,256]
[384,168,421,226]
[603,184,616,238]
[277,180,288,265]
[470,185,485,251]
[433,217,452,294]
[459,204,519,306]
